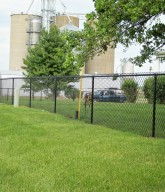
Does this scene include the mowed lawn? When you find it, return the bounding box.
[0,105,165,192]
[2,95,165,137]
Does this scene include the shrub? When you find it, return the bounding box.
[143,76,165,104]
[64,86,80,101]
[121,79,138,103]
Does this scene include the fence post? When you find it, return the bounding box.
[91,76,95,124]
[29,78,32,108]
[14,89,19,107]
[12,78,14,105]
[152,74,157,137]
[54,77,57,113]
[7,88,9,101]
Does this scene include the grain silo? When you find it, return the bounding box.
[85,47,115,75]
[9,13,42,71]
[122,62,134,74]
[9,0,115,75]
[27,15,42,46]
[54,14,79,28]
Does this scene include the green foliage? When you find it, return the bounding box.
[121,79,138,103]
[143,76,165,104]
[22,26,85,94]
[64,85,80,101]
[23,25,82,77]
[84,0,165,66]
[143,77,154,103]
[61,30,87,67]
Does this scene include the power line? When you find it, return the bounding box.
[26,0,35,14]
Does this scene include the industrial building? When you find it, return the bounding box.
[9,13,80,71]
[85,47,115,74]
[9,14,42,71]
[9,0,115,75]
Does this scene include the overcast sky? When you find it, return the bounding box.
[0,0,164,72]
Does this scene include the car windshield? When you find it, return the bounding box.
[94,90,102,95]
[115,89,124,94]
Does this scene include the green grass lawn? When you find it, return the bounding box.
[18,97,165,138]
[1,95,165,137]
[0,105,165,192]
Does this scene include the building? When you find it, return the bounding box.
[9,13,42,71]
[85,47,115,75]
[9,13,80,71]
[9,10,115,75]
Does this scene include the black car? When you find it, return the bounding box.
[93,89,126,103]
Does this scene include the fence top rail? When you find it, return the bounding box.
[0,72,165,81]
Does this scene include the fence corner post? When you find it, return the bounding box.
[14,88,19,107]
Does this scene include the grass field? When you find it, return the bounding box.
[0,105,165,192]
[1,95,165,138]
[20,97,165,138]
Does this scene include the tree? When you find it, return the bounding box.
[143,76,165,104]
[121,79,138,103]
[22,26,84,94]
[64,85,80,101]
[23,25,82,77]
[61,30,87,68]
[84,0,165,66]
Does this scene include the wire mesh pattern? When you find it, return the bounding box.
[0,73,164,138]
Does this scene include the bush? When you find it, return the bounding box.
[121,79,138,103]
[64,86,80,101]
[143,76,165,104]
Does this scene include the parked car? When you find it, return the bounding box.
[93,89,126,103]
[93,90,103,101]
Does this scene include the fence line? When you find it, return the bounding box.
[0,73,164,138]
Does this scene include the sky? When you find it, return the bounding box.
[0,0,164,73]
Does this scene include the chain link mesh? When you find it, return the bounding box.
[0,73,164,138]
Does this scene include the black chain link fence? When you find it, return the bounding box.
[0,73,164,138]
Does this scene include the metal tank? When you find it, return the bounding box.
[121,61,135,84]
[27,15,42,45]
[122,62,134,74]
[9,14,42,71]
[85,47,115,75]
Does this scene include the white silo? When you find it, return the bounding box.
[122,61,134,74]
[121,61,135,85]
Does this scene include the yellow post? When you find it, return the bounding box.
[77,66,84,119]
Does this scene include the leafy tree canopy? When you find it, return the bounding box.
[84,0,165,66]
[23,25,84,77]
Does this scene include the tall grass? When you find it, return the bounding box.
[0,105,165,192]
